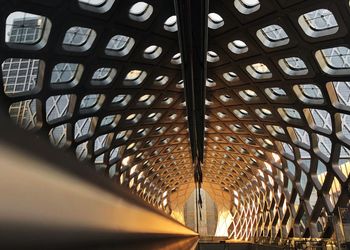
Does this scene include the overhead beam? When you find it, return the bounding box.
[174,0,208,182]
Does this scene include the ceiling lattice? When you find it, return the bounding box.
[0,0,350,241]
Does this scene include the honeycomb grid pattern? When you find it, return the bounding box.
[205,0,350,240]
[0,0,349,242]
[0,0,193,211]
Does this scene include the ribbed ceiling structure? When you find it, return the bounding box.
[1,0,350,242]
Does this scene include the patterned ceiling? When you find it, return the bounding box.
[1,0,350,241]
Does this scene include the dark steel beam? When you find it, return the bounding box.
[174,0,208,183]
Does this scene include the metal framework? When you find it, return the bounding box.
[0,0,350,243]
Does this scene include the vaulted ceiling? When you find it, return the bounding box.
[1,0,350,241]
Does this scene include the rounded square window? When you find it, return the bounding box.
[228,40,248,54]
[101,114,120,128]
[123,70,147,86]
[111,94,131,108]
[9,98,41,130]
[315,46,350,75]
[247,124,264,135]
[62,26,96,52]
[332,146,350,182]
[76,144,89,161]
[78,0,115,13]
[6,12,51,50]
[278,108,302,125]
[105,35,135,57]
[266,125,285,138]
[338,114,350,145]
[246,63,272,79]
[219,94,232,103]
[288,127,310,150]
[51,63,83,88]
[91,67,117,86]
[207,51,220,63]
[256,24,289,48]
[255,108,273,119]
[154,75,169,87]
[238,89,258,102]
[46,94,76,124]
[145,112,162,123]
[115,130,132,142]
[298,9,338,38]
[80,94,105,113]
[129,2,153,22]
[137,94,156,107]
[109,146,123,164]
[164,16,177,32]
[206,78,216,88]
[304,108,332,135]
[233,108,250,119]
[264,87,287,101]
[327,81,350,111]
[208,13,224,29]
[161,96,174,106]
[74,117,96,142]
[223,71,239,82]
[49,124,69,148]
[278,57,308,76]
[171,53,181,64]
[2,58,44,97]
[314,133,331,161]
[293,84,323,105]
[234,0,260,15]
[143,45,162,60]
[125,113,142,124]
[94,133,113,154]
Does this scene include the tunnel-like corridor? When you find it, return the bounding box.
[0,0,350,249]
